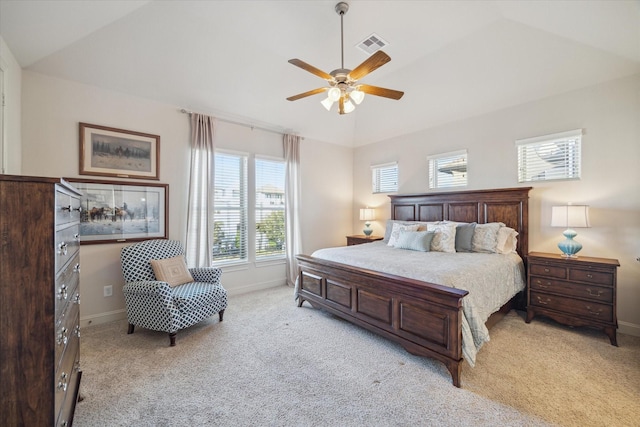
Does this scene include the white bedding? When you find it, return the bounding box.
[311,241,526,366]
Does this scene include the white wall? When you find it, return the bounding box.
[21,70,353,326]
[353,73,640,336]
[0,36,22,174]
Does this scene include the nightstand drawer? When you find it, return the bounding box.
[530,264,566,279]
[569,268,614,286]
[530,291,613,323]
[529,276,614,303]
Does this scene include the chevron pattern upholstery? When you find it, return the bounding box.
[121,239,227,346]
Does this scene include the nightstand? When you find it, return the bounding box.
[346,235,383,246]
[526,251,620,346]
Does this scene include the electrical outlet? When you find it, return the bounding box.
[104,285,113,297]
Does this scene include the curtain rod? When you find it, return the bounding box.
[180,108,302,139]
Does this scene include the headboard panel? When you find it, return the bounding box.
[389,187,532,258]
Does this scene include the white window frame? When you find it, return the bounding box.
[427,149,468,189]
[371,162,398,194]
[516,129,582,183]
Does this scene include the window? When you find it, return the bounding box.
[428,149,467,189]
[213,152,248,264]
[255,157,285,259]
[516,129,582,183]
[371,162,398,193]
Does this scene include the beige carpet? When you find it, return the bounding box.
[74,286,640,426]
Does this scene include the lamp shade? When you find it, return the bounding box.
[359,208,375,221]
[551,205,590,228]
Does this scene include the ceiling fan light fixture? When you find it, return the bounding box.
[321,97,335,111]
[343,98,356,113]
[350,88,365,105]
[328,87,341,102]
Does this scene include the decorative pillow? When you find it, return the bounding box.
[150,255,194,287]
[387,222,420,247]
[471,222,504,253]
[383,220,434,242]
[394,230,435,252]
[426,221,457,253]
[454,222,476,252]
[496,226,519,254]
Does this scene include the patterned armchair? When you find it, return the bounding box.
[120,239,227,346]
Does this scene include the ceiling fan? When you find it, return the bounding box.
[286,1,404,115]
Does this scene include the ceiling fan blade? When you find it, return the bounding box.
[288,59,333,81]
[358,84,404,100]
[348,51,391,81]
[286,87,328,101]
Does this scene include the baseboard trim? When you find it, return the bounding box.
[619,320,640,337]
[80,309,127,328]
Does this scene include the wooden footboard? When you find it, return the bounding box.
[296,254,468,387]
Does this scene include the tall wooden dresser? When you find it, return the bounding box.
[1,175,83,426]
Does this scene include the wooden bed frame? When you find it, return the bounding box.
[296,187,531,387]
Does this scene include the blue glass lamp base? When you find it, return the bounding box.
[363,222,373,236]
[558,228,582,258]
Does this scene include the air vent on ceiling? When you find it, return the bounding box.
[356,33,388,55]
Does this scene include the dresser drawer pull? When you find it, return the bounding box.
[57,327,68,346]
[536,296,551,305]
[586,273,594,279]
[57,284,68,300]
[73,263,81,273]
[61,205,71,212]
[74,324,81,338]
[586,288,603,297]
[57,372,68,392]
[543,268,550,273]
[58,241,68,256]
[72,292,81,305]
[586,306,603,316]
[74,233,80,241]
[535,280,550,288]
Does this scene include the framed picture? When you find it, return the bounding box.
[65,178,168,245]
[79,122,160,180]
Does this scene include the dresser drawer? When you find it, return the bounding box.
[55,224,80,273]
[529,276,613,303]
[530,291,613,323]
[55,190,82,226]
[55,254,80,319]
[55,328,80,424]
[55,302,80,372]
[569,268,614,286]
[529,264,566,279]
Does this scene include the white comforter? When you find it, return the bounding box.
[311,241,526,367]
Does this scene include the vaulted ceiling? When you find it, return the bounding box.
[1,0,639,146]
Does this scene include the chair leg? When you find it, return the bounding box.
[169,332,176,347]
[219,309,225,321]
[127,324,135,334]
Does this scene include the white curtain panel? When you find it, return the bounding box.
[185,114,216,267]
[284,134,302,287]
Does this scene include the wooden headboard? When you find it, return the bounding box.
[389,187,532,258]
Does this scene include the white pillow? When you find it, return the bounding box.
[384,220,435,242]
[496,226,518,254]
[387,223,420,247]
[471,222,504,253]
[426,221,457,253]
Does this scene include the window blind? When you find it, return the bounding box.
[213,152,248,263]
[255,157,286,259]
[371,162,398,193]
[516,129,582,183]
[428,149,467,189]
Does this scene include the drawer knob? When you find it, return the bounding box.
[73,263,81,273]
[535,280,550,289]
[57,372,68,392]
[57,327,68,346]
[74,325,81,338]
[73,292,81,305]
[57,284,68,300]
[537,296,551,305]
[58,241,68,256]
[544,268,550,273]
[61,205,71,212]
[586,288,603,297]
[586,273,594,279]
[586,305,602,316]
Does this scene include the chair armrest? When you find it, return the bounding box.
[189,267,222,284]
[123,280,172,296]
